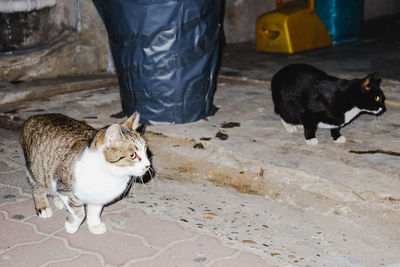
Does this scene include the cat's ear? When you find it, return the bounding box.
[105,124,125,147]
[362,72,381,92]
[120,112,140,130]
[371,72,380,80]
[362,76,372,92]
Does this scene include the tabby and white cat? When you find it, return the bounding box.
[20,113,150,234]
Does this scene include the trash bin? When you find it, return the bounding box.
[315,0,365,45]
[92,0,223,125]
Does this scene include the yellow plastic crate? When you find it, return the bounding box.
[256,0,333,54]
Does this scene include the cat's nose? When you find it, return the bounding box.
[144,165,150,170]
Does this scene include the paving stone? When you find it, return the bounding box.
[0,237,78,267]
[47,254,104,267]
[0,199,37,220]
[56,226,157,266]
[0,159,15,173]
[130,235,238,266]
[212,251,273,267]
[0,142,24,168]
[105,208,196,247]
[103,200,129,214]
[0,185,26,205]
[26,207,65,235]
[26,199,128,235]
[0,212,44,250]
[0,169,32,196]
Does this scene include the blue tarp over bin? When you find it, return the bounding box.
[92,0,223,125]
[315,0,364,45]
[298,0,364,45]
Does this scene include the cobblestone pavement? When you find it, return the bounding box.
[0,199,271,267]
[0,139,274,267]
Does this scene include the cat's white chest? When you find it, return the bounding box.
[318,107,361,129]
[343,107,362,125]
[73,148,131,205]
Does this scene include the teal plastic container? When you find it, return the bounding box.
[299,0,364,45]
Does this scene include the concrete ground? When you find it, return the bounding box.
[1,15,400,267]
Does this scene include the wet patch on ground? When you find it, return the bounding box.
[146,132,272,196]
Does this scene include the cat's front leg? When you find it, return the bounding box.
[53,196,64,210]
[87,204,107,235]
[59,194,85,234]
[33,187,53,218]
[331,128,346,143]
[302,116,318,145]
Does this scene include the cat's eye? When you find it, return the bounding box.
[375,96,380,102]
[130,152,136,159]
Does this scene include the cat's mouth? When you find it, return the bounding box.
[128,164,150,177]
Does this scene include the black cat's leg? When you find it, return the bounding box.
[280,118,298,133]
[303,120,319,145]
[300,112,319,145]
[331,128,346,143]
[330,128,341,140]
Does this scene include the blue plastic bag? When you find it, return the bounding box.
[92,0,223,124]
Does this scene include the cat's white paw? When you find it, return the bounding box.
[281,119,297,133]
[38,207,53,218]
[53,197,64,210]
[286,125,298,133]
[334,136,346,144]
[305,138,318,145]
[65,221,80,234]
[89,223,107,235]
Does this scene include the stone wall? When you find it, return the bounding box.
[223,0,275,44]
[0,0,108,82]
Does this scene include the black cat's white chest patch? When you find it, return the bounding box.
[318,107,362,129]
[318,107,383,129]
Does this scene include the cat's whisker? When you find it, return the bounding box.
[150,167,157,179]
[147,168,156,187]
[373,116,382,129]
[131,180,137,195]
[149,166,155,173]
[150,175,157,187]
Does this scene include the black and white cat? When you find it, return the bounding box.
[271,64,386,145]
